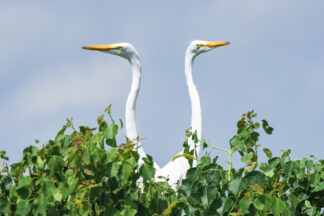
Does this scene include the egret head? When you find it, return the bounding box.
[82,42,139,62]
[187,40,230,59]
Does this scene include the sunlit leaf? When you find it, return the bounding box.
[313,182,324,192]
[139,164,155,181]
[16,176,32,190]
[200,155,211,166]
[263,148,272,158]
[230,136,245,152]
[15,200,31,216]
[270,197,286,215]
[238,197,250,214]
[48,155,65,172]
[104,124,118,147]
[254,196,265,210]
[241,153,254,163]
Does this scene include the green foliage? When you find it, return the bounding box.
[0,106,176,215]
[0,108,323,215]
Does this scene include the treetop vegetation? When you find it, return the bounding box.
[0,107,323,215]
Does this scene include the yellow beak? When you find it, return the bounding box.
[82,44,122,51]
[199,41,230,48]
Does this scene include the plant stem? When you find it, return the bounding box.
[206,144,234,181]
[228,149,234,181]
[108,111,115,125]
[205,143,230,153]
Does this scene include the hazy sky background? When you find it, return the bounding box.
[1,1,323,168]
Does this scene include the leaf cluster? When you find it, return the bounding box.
[0,109,323,215]
[172,111,324,215]
[0,107,175,216]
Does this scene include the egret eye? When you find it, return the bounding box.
[196,44,204,48]
[116,46,123,51]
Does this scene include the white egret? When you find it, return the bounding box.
[158,40,230,188]
[82,43,160,169]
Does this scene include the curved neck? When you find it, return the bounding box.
[185,50,202,157]
[125,56,141,140]
[125,56,147,158]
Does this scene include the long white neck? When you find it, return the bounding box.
[185,50,202,164]
[125,56,146,157]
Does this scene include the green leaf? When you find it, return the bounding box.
[92,132,104,148]
[310,173,321,187]
[269,157,281,168]
[53,189,63,202]
[305,207,317,216]
[107,162,119,177]
[237,119,246,129]
[241,153,254,163]
[79,126,87,134]
[105,104,112,113]
[288,194,298,211]
[281,149,291,160]
[0,197,10,214]
[57,183,69,200]
[320,171,324,179]
[305,200,312,208]
[57,120,71,137]
[120,201,137,216]
[244,171,266,186]
[230,136,245,152]
[91,148,106,168]
[32,196,47,215]
[121,163,133,184]
[270,197,286,216]
[259,162,269,172]
[139,164,155,181]
[200,155,211,166]
[262,120,273,134]
[104,208,119,215]
[104,124,118,147]
[84,167,94,176]
[97,114,104,125]
[0,150,9,160]
[119,118,123,129]
[36,156,45,169]
[17,187,32,200]
[263,148,272,158]
[16,176,32,189]
[42,181,56,197]
[264,169,274,177]
[254,196,265,210]
[66,175,78,193]
[264,194,273,211]
[143,155,154,166]
[126,157,138,169]
[217,197,233,215]
[239,197,250,214]
[80,202,92,216]
[201,185,218,208]
[15,200,31,216]
[82,149,91,165]
[48,155,65,172]
[229,178,246,196]
[313,182,324,192]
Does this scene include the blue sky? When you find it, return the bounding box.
[1,1,323,167]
